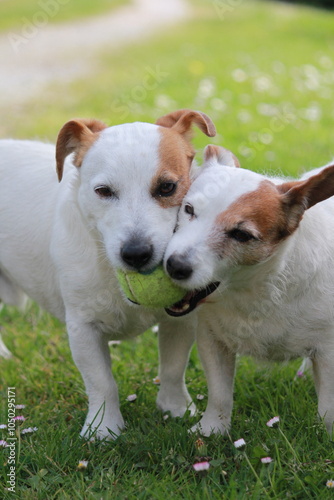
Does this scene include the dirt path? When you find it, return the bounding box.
[0,0,189,105]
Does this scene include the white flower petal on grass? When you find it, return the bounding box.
[326,479,334,488]
[261,457,273,464]
[234,438,246,449]
[193,461,210,472]
[0,440,9,447]
[77,460,89,470]
[15,404,26,409]
[21,427,38,435]
[266,416,280,428]
[0,424,7,429]
[196,394,205,401]
[152,376,160,385]
[126,394,137,402]
[151,325,159,333]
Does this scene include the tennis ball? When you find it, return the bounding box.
[116,265,186,308]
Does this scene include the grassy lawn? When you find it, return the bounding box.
[1,0,334,498]
[0,0,131,32]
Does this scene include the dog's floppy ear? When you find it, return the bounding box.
[156,109,216,139]
[56,118,107,182]
[279,164,334,234]
[204,144,240,168]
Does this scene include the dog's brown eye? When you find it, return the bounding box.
[185,203,194,216]
[229,228,255,243]
[94,186,113,198]
[158,182,177,197]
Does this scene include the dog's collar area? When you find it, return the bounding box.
[165,282,220,317]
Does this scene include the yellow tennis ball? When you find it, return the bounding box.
[116,265,186,308]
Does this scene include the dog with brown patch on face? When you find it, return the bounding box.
[0,109,216,440]
[164,144,334,437]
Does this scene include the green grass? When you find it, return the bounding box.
[1,0,334,498]
[0,0,131,32]
[1,305,333,499]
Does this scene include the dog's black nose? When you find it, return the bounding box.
[121,240,153,269]
[166,255,193,280]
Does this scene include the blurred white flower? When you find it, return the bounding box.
[197,78,215,99]
[300,104,322,122]
[210,98,226,112]
[155,94,176,110]
[259,132,273,145]
[21,427,38,435]
[257,103,278,117]
[254,76,272,92]
[232,69,247,83]
[237,110,252,123]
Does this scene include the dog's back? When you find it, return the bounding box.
[0,140,65,318]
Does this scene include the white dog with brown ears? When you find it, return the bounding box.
[0,109,216,440]
[164,144,334,437]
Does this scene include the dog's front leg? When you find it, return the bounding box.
[66,316,124,440]
[156,316,196,417]
[192,319,236,437]
[312,351,334,436]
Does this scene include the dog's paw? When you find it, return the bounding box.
[190,414,230,437]
[80,413,125,441]
[156,390,197,418]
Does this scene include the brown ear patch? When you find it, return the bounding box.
[218,180,287,241]
[277,164,334,234]
[56,118,107,181]
[210,181,296,265]
[151,127,194,209]
[279,164,334,210]
[156,109,216,140]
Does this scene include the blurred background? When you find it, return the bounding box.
[0,0,333,178]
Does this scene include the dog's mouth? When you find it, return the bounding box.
[165,282,220,317]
